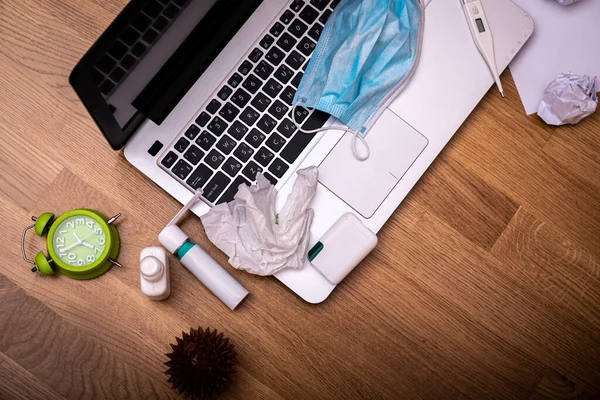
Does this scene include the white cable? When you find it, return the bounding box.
[290,104,370,161]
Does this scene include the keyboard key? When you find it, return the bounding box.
[297,37,316,57]
[307,23,324,42]
[291,72,303,88]
[131,42,147,57]
[231,88,251,108]
[97,55,116,74]
[280,10,295,25]
[274,64,294,84]
[217,176,251,204]
[281,132,314,164]
[153,16,169,32]
[219,102,240,122]
[142,29,159,44]
[270,22,285,37]
[263,78,283,97]
[110,67,126,83]
[234,142,254,162]
[291,106,310,124]
[299,5,319,24]
[205,149,226,169]
[242,161,263,181]
[109,41,128,60]
[217,86,233,101]
[207,116,227,136]
[121,54,136,70]
[254,147,275,167]
[269,158,289,177]
[248,47,264,62]
[92,69,104,85]
[222,157,243,177]
[216,135,237,155]
[196,111,211,127]
[196,131,216,151]
[279,86,297,106]
[288,19,308,38]
[204,172,231,203]
[263,172,278,186]
[290,0,305,12]
[319,9,332,24]
[242,74,262,94]
[285,50,305,70]
[99,80,115,95]
[256,114,278,134]
[240,107,260,126]
[303,60,310,71]
[277,32,297,52]
[121,27,140,46]
[164,4,179,19]
[265,47,286,66]
[183,145,204,165]
[174,137,190,153]
[277,118,298,138]
[206,99,221,114]
[331,0,340,8]
[310,0,330,11]
[238,60,253,76]
[161,151,178,168]
[254,60,274,80]
[259,34,275,49]
[245,129,266,148]
[228,72,243,88]
[132,13,152,32]
[268,100,289,120]
[171,159,193,180]
[266,133,287,152]
[227,121,248,140]
[186,164,213,190]
[184,125,200,140]
[251,92,272,112]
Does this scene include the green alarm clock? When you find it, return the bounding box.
[21,209,123,279]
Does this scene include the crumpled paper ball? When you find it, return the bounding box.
[537,73,597,126]
[555,0,583,5]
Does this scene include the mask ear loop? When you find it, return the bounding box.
[290,104,370,161]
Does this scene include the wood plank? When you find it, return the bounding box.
[407,154,519,250]
[530,369,592,400]
[0,351,66,400]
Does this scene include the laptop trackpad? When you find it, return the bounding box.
[318,110,428,218]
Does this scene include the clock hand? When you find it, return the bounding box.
[73,232,81,242]
[60,240,82,253]
[80,241,94,249]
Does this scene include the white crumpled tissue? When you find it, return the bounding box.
[200,166,318,276]
[537,73,597,126]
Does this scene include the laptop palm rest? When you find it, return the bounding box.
[318,109,428,218]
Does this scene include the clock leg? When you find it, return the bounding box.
[109,258,124,268]
[107,213,121,225]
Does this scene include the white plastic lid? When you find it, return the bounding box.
[159,225,189,254]
[140,256,163,282]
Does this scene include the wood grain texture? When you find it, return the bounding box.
[1,0,600,399]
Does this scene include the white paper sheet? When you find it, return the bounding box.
[509,0,600,115]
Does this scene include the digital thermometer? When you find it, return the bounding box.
[461,0,504,97]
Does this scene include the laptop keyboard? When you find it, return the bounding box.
[92,0,191,98]
[158,0,338,205]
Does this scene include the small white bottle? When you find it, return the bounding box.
[140,246,170,301]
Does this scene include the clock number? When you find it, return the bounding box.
[97,237,106,245]
[66,221,75,229]
[56,237,65,244]
[59,230,67,234]
[68,260,76,265]
[57,244,64,249]
[94,247,102,254]
[68,253,76,260]
[94,228,103,235]
[77,259,85,266]
[87,255,96,263]
[76,218,85,226]
[86,220,95,229]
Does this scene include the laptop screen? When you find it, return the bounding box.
[70,0,264,149]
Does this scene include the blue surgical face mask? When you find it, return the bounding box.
[292,0,424,160]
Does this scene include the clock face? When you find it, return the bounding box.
[52,215,107,267]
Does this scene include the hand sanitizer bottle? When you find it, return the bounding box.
[140,246,170,301]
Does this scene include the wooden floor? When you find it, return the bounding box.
[1,1,599,399]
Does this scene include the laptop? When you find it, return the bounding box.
[70,0,534,303]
